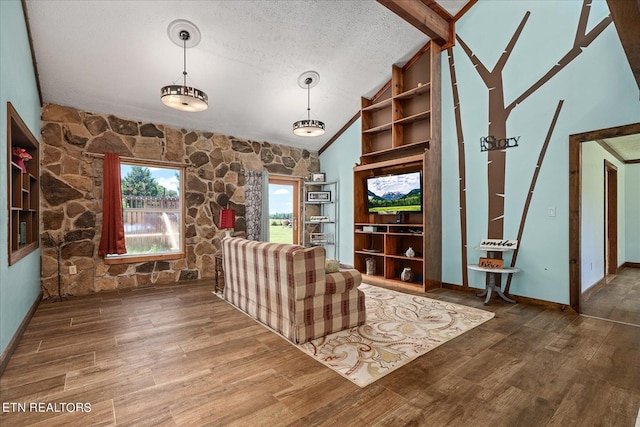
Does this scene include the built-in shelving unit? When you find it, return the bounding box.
[7,102,40,265]
[302,181,338,259]
[353,41,441,291]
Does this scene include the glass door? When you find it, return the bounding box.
[267,176,300,244]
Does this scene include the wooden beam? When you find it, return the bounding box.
[378,0,450,45]
[607,0,640,91]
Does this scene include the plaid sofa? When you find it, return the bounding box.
[222,237,366,344]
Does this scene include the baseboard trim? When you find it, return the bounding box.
[0,291,42,375]
[441,282,575,313]
[582,276,607,303]
[624,262,640,269]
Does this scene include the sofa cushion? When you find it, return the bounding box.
[325,258,340,273]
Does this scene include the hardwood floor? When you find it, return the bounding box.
[582,267,640,326]
[1,280,639,426]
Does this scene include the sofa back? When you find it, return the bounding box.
[222,237,326,341]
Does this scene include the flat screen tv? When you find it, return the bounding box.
[366,170,422,214]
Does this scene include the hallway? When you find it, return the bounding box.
[582,267,640,326]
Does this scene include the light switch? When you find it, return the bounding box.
[548,207,556,217]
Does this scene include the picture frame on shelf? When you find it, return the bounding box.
[307,191,331,202]
[311,172,326,182]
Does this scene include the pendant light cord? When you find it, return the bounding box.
[181,30,189,88]
[306,77,312,121]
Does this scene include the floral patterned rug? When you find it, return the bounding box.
[297,284,495,387]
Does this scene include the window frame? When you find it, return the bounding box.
[104,159,186,265]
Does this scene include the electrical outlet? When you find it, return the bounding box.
[69,265,77,275]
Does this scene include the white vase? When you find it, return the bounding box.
[405,247,415,258]
[400,267,414,282]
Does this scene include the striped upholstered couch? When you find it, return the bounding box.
[222,237,366,344]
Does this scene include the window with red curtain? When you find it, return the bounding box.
[98,152,127,256]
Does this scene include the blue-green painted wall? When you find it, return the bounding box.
[1,0,42,357]
[319,118,361,265]
[324,0,640,305]
[441,0,640,303]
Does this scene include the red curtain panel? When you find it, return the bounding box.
[98,152,127,256]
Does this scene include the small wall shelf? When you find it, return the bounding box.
[7,102,40,265]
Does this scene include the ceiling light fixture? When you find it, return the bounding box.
[161,19,208,112]
[293,71,325,137]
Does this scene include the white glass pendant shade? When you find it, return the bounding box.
[293,119,325,136]
[161,85,208,112]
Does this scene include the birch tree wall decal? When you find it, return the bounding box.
[454,0,611,292]
[447,47,469,288]
[504,100,564,295]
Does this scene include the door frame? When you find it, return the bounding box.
[268,175,302,244]
[569,122,640,313]
[604,160,618,276]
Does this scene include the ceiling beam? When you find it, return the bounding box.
[377,0,451,45]
[607,0,640,91]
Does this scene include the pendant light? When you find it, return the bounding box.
[293,71,325,136]
[161,20,208,112]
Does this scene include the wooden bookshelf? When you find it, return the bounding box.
[354,41,441,291]
[7,102,40,265]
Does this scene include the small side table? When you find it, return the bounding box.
[468,240,520,305]
[467,264,520,304]
[214,254,224,294]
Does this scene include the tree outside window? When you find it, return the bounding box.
[119,164,183,256]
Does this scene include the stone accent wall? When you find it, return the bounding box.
[40,104,319,297]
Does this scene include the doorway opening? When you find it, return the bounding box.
[267,176,300,245]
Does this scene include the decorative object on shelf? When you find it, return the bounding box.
[400,267,414,282]
[478,257,504,269]
[219,208,236,238]
[366,257,376,275]
[161,19,208,112]
[307,191,331,202]
[293,71,325,136]
[19,222,27,245]
[311,172,326,182]
[405,247,415,258]
[310,232,330,243]
[12,147,32,173]
[310,215,329,222]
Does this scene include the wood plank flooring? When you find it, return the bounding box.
[1,279,639,426]
[582,267,640,326]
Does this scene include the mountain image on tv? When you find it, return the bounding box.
[366,171,422,213]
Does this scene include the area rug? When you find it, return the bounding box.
[296,284,494,387]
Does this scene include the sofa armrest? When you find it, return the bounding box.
[324,269,362,294]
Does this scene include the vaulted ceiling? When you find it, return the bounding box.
[24,0,639,156]
[24,0,468,152]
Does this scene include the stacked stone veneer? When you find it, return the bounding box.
[40,104,319,297]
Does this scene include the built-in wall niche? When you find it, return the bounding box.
[7,102,40,265]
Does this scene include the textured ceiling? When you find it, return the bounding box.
[602,134,640,161]
[25,0,469,151]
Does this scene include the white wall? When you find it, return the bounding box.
[0,0,42,357]
[581,141,626,291]
[318,119,361,265]
[626,164,640,263]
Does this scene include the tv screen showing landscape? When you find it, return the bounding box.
[366,171,422,213]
